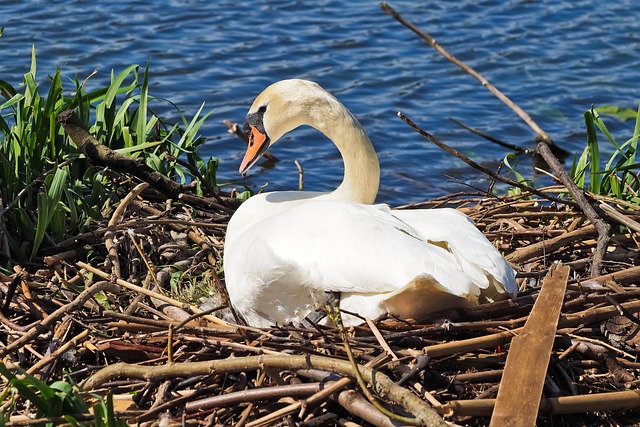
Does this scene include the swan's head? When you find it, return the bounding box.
[239,79,328,174]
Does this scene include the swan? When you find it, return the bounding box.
[224,79,517,327]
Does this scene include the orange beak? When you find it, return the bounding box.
[239,125,269,175]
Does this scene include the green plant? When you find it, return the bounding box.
[0,363,126,426]
[0,47,218,262]
[571,103,640,204]
[502,153,533,197]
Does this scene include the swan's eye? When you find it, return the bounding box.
[257,105,267,114]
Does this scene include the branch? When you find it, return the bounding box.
[397,112,576,208]
[82,354,447,427]
[58,109,186,199]
[0,281,116,358]
[58,110,234,214]
[448,117,530,154]
[536,141,611,276]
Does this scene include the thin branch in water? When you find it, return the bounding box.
[396,111,577,208]
[448,117,531,154]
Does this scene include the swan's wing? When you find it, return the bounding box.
[392,208,518,299]
[224,201,482,326]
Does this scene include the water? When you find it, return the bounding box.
[2,0,639,205]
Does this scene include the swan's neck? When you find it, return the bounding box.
[310,98,380,204]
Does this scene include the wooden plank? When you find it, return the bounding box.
[489,262,570,427]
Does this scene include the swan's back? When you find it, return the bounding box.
[224,200,517,327]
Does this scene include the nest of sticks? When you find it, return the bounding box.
[2,183,640,427]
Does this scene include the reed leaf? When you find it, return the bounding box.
[583,109,601,194]
[1,49,219,262]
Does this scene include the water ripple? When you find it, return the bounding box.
[1,0,638,204]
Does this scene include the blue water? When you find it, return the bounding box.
[2,1,639,205]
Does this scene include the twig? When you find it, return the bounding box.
[536,142,611,277]
[164,153,225,202]
[337,390,400,427]
[76,261,235,329]
[598,202,640,233]
[438,390,640,417]
[25,329,89,375]
[0,281,114,358]
[327,302,422,426]
[185,383,321,412]
[423,297,640,359]
[105,182,148,279]
[365,318,398,361]
[55,218,227,249]
[294,160,304,191]
[506,225,597,264]
[449,117,530,154]
[247,376,352,427]
[58,110,186,199]
[82,354,445,426]
[397,111,576,208]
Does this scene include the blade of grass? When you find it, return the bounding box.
[584,109,601,194]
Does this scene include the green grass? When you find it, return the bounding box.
[0,47,218,263]
[571,103,640,204]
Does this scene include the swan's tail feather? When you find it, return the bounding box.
[382,276,478,321]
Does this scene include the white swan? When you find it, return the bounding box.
[224,79,517,327]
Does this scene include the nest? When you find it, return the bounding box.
[2,187,640,427]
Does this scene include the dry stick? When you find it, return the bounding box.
[0,281,114,358]
[25,330,89,375]
[536,142,611,277]
[397,112,576,208]
[490,262,570,427]
[104,182,149,280]
[506,224,597,264]
[423,297,640,360]
[337,390,401,427]
[58,110,186,199]
[78,261,268,337]
[55,219,226,249]
[246,377,354,427]
[188,381,398,427]
[58,109,231,213]
[76,261,236,329]
[81,355,445,427]
[439,390,640,417]
[4,415,95,427]
[573,264,640,287]
[380,2,559,150]
[327,303,422,426]
[163,153,229,207]
[598,201,640,233]
[449,117,529,154]
[249,358,388,427]
[185,383,322,412]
